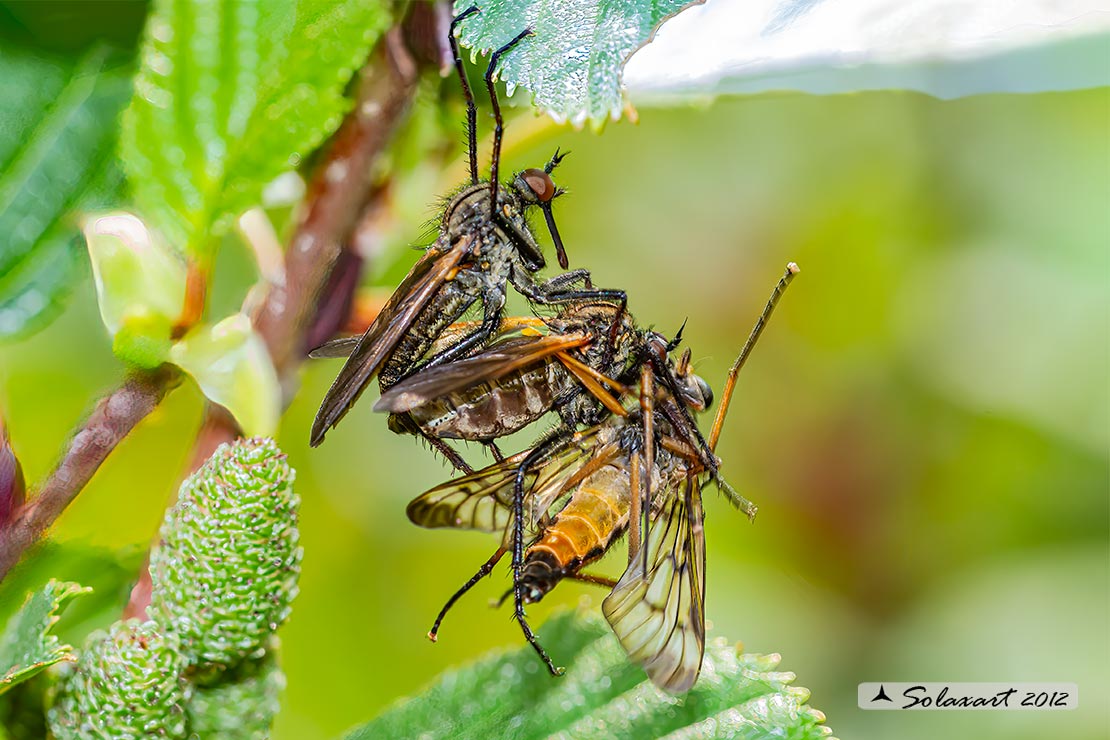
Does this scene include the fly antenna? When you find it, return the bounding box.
[450,6,481,185]
[708,262,800,452]
[485,28,532,212]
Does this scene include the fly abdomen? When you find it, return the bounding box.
[411,360,568,440]
[521,465,630,604]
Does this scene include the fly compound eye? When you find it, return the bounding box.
[696,376,714,409]
[521,168,556,202]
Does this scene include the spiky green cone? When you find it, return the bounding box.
[47,619,188,740]
[185,645,284,739]
[150,437,302,668]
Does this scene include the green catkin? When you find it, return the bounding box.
[185,644,285,739]
[48,619,188,740]
[150,437,302,668]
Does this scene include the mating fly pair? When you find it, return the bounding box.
[309,5,625,469]
[406,265,800,692]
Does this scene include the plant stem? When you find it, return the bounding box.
[254,25,420,401]
[0,366,181,581]
[2,15,431,588]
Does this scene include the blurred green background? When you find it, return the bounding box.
[1,3,1107,739]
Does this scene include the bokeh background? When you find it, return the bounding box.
[1,3,1107,739]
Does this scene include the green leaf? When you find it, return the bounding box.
[0,48,131,342]
[169,314,281,436]
[454,0,697,127]
[83,211,188,367]
[0,580,90,695]
[121,0,391,258]
[347,611,835,740]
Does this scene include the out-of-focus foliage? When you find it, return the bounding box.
[624,1,1110,101]
[0,580,87,695]
[0,48,129,342]
[121,0,391,258]
[349,611,833,739]
[82,212,187,367]
[168,316,280,436]
[151,438,301,667]
[454,0,697,127]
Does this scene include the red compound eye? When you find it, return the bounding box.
[521,168,556,201]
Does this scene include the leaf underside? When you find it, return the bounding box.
[346,611,835,740]
[454,0,700,128]
[0,48,130,342]
[0,580,90,695]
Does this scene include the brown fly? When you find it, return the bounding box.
[309,7,625,459]
[406,264,800,688]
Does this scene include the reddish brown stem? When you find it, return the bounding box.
[0,366,181,581]
[253,27,419,400]
[1,13,434,589]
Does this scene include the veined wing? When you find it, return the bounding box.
[406,449,531,534]
[374,332,591,414]
[308,316,551,361]
[308,336,361,359]
[310,239,469,446]
[406,427,610,536]
[602,475,706,694]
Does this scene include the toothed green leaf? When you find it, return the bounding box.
[121,0,391,257]
[347,611,835,740]
[0,48,129,342]
[453,0,698,127]
[0,580,89,696]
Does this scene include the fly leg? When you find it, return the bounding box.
[428,547,506,642]
[418,429,474,475]
[485,29,532,211]
[483,440,505,462]
[566,572,618,590]
[511,432,572,676]
[449,6,480,185]
[413,286,504,373]
[514,270,628,367]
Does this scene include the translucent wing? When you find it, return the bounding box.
[374,332,590,414]
[309,317,548,361]
[308,336,361,359]
[406,449,529,533]
[602,474,706,694]
[310,239,469,446]
[406,427,610,536]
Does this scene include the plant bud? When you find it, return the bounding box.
[48,619,188,739]
[150,437,301,667]
[0,417,24,524]
[186,645,285,739]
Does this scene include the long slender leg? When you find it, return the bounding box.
[628,450,642,565]
[709,262,800,452]
[428,547,506,641]
[450,6,481,185]
[639,364,654,579]
[537,268,592,292]
[484,440,505,462]
[512,432,571,675]
[485,29,532,211]
[567,572,617,589]
[419,429,473,474]
[414,288,503,373]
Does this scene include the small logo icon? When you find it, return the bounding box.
[871,685,893,703]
